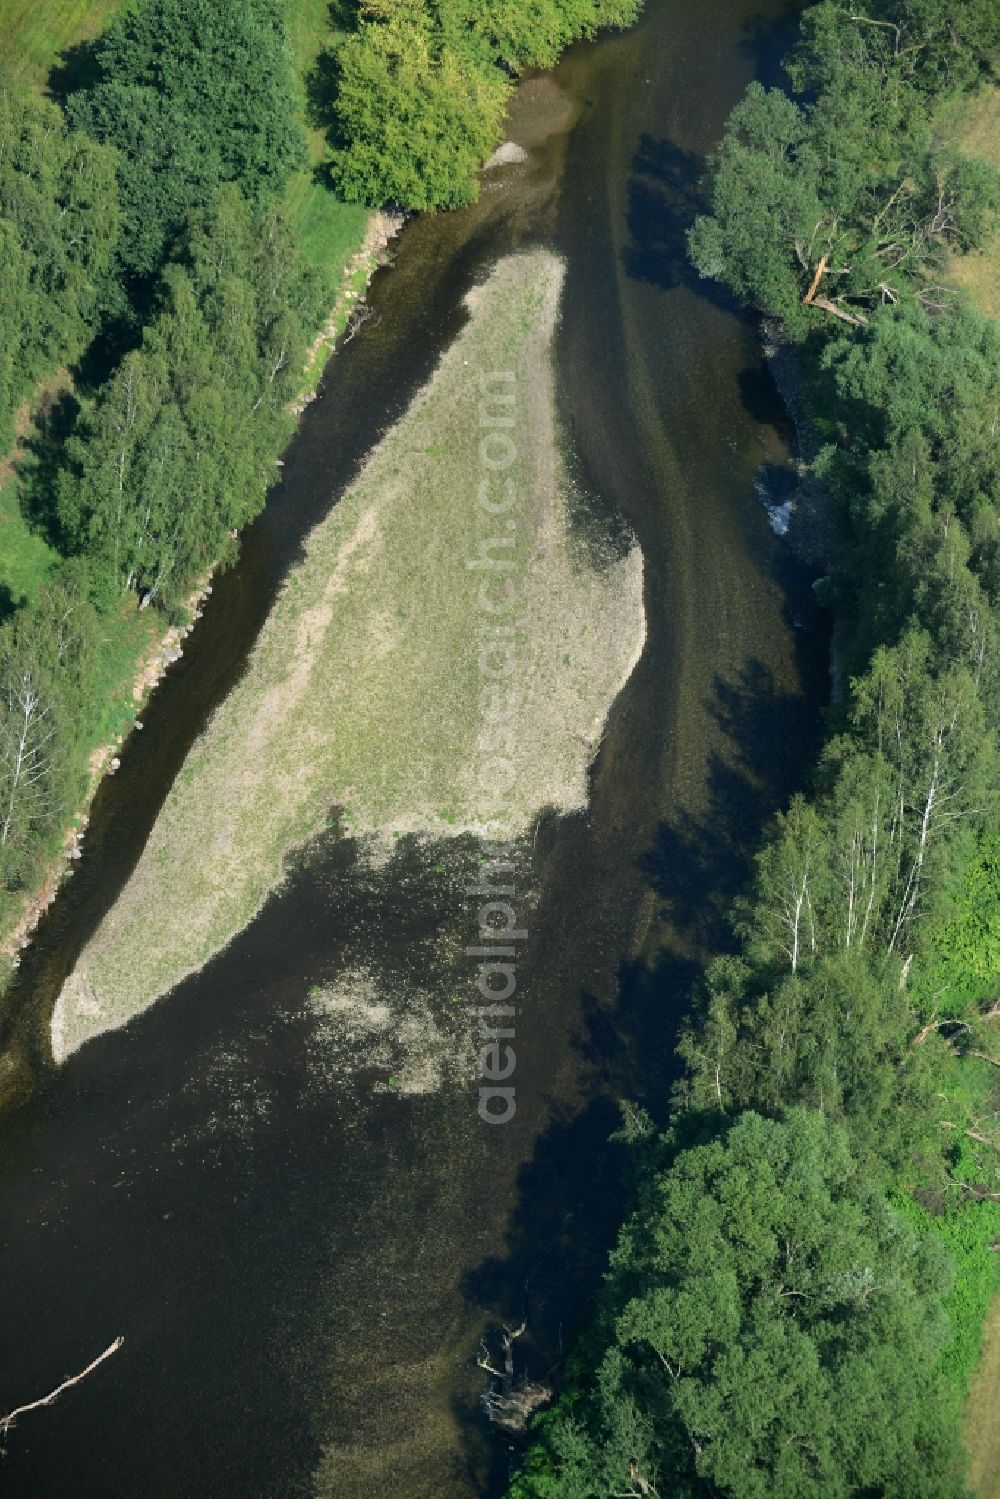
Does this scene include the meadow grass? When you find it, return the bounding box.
[283,0,372,279]
[0,478,58,613]
[52,251,646,1058]
[966,1292,1000,1499]
[942,83,1000,318]
[286,175,370,270]
[0,0,124,85]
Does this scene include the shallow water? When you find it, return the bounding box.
[0,2,824,1494]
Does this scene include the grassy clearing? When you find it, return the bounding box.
[289,173,368,267]
[284,0,339,164]
[0,478,58,613]
[0,0,123,86]
[287,176,370,271]
[942,83,1000,318]
[52,250,646,1058]
[966,1294,1000,1499]
[283,0,372,275]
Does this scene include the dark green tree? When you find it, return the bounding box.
[512,1112,963,1499]
[0,74,119,450]
[57,193,324,608]
[66,0,305,286]
[688,65,1000,332]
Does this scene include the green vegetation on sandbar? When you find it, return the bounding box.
[51,250,645,1059]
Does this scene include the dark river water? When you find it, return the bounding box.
[0,1,824,1494]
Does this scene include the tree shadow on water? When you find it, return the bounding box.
[457,1093,632,1486]
[620,133,735,310]
[453,955,700,1494]
[739,362,796,445]
[739,2,802,89]
[457,655,825,1484]
[641,657,821,945]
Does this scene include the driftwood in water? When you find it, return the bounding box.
[342,302,380,344]
[477,1319,552,1438]
[0,1337,124,1441]
[476,1319,551,1433]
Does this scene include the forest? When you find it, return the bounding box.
[510,3,1000,1496]
[0,0,635,953]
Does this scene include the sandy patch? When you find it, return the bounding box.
[51,250,645,1060]
[484,140,529,170]
[305,971,467,1098]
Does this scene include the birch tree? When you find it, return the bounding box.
[741,796,830,974]
[0,644,61,884]
[850,635,995,958]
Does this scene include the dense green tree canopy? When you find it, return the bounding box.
[460,0,643,71]
[66,0,305,283]
[688,0,1000,333]
[328,0,511,210]
[513,1112,962,1499]
[0,74,118,451]
[57,190,325,606]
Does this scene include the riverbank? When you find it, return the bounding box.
[51,249,646,1060]
[0,208,409,995]
[0,580,206,973]
[0,0,394,1004]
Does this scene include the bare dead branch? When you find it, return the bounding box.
[809,296,869,326]
[803,254,829,306]
[1,1338,124,1440]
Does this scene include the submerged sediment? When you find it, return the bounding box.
[51,249,646,1060]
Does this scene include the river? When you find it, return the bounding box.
[0,0,824,1494]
